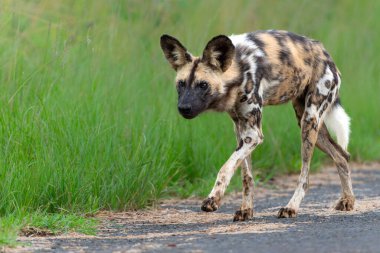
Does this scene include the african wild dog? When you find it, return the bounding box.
[160,30,355,221]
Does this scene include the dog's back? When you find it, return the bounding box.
[229,30,340,106]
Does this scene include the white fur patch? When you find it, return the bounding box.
[229,33,264,56]
[259,78,279,98]
[305,104,318,119]
[325,105,351,150]
[229,33,265,58]
[229,33,265,91]
[316,67,334,96]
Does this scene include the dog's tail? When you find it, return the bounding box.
[324,98,351,150]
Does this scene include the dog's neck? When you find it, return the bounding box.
[210,57,245,113]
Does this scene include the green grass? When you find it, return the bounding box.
[0,0,379,246]
[0,212,97,246]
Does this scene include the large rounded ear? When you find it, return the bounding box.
[160,34,192,71]
[202,35,235,72]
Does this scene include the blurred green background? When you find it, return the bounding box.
[0,0,379,222]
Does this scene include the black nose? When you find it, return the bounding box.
[178,104,192,115]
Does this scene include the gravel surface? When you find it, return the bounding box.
[8,164,380,253]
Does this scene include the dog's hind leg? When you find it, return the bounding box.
[323,102,355,210]
[278,71,340,218]
[289,97,355,213]
[316,124,355,210]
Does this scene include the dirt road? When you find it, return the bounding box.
[10,164,380,253]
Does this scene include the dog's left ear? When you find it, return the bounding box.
[160,34,192,71]
[202,35,235,72]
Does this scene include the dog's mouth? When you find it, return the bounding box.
[180,112,198,119]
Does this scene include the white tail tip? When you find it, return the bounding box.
[324,104,351,150]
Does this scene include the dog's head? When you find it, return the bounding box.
[160,34,235,119]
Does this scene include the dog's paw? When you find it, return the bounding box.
[201,197,219,212]
[233,208,253,222]
[277,207,297,218]
[335,196,355,211]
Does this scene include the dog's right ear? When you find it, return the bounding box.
[160,35,192,71]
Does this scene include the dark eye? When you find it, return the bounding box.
[198,81,209,90]
[177,80,185,88]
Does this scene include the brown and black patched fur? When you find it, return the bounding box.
[160,30,354,221]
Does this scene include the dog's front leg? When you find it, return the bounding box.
[233,121,254,222]
[201,124,263,212]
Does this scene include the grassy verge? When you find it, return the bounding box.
[0,0,379,245]
[0,212,97,247]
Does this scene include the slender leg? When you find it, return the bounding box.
[201,119,263,214]
[293,98,354,210]
[278,89,334,218]
[316,125,355,210]
[280,96,355,218]
[232,123,254,221]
